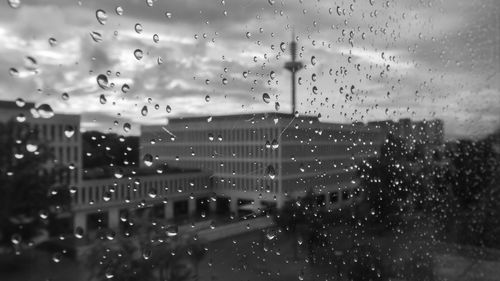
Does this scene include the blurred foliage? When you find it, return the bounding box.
[0,120,70,246]
[85,210,206,281]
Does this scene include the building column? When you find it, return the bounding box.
[73,211,87,233]
[164,202,173,220]
[208,199,217,215]
[188,198,196,216]
[108,208,120,229]
[229,197,238,216]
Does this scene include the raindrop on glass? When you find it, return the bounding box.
[134,23,143,34]
[7,0,21,9]
[96,74,108,89]
[36,104,54,119]
[123,123,131,132]
[90,31,103,43]
[141,105,148,116]
[262,93,271,103]
[143,154,153,166]
[121,84,130,93]
[99,94,107,104]
[64,125,75,138]
[134,49,144,60]
[95,9,107,25]
[48,37,57,47]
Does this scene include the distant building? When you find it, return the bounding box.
[73,168,213,234]
[141,113,385,215]
[0,100,82,186]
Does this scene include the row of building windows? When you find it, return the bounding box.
[214,177,278,193]
[31,123,78,143]
[76,176,210,206]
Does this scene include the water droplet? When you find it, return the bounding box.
[270,71,276,80]
[16,114,25,123]
[134,23,143,34]
[96,74,108,89]
[11,234,21,245]
[141,105,148,116]
[103,191,111,201]
[105,270,114,279]
[311,56,317,65]
[61,92,69,100]
[134,49,143,60]
[123,123,131,132]
[121,84,130,93]
[222,78,228,85]
[15,98,25,107]
[9,68,19,77]
[146,0,153,7]
[24,56,38,71]
[143,154,153,166]
[96,9,108,25]
[142,248,152,260]
[266,165,276,179]
[115,6,123,15]
[312,86,318,94]
[208,133,214,141]
[26,143,38,153]
[36,104,54,119]
[205,95,210,102]
[280,42,286,52]
[275,102,280,111]
[39,210,49,219]
[268,0,275,6]
[165,11,172,18]
[74,227,84,239]
[52,252,62,263]
[166,105,172,113]
[166,225,178,236]
[99,94,107,104]
[271,139,279,149]
[114,168,123,179]
[48,37,57,47]
[64,125,75,138]
[153,34,159,43]
[89,31,102,43]
[262,93,270,103]
[245,32,251,39]
[7,0,21,9]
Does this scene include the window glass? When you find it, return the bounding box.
[1,1,499,281]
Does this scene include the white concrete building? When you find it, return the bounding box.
[141,113,385,215]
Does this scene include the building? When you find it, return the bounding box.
[73,168,213,234]
[0,100,82,187]
[141,113,385,215]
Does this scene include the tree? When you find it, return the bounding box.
[358,134,414,230]
[0,120,67,248]
[86,209,206,281]
[274,191,329,262]
[347,244,387,281]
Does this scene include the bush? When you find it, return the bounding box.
[347,245,388,281]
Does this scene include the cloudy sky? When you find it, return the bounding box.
[1,0,499,139]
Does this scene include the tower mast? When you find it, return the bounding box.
[284,32,303,115]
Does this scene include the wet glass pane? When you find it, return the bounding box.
[0,0,499,281]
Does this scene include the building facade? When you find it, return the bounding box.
[141,113,386,215]
[0,100,82,187]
